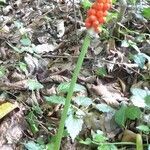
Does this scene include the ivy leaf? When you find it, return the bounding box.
[126,106,141,120]
[57,82,86,93]
[65,113,83,141]
[74,96,92,107]
[27,79,44,90]
[115,105,127,127]
[45,95,65,105]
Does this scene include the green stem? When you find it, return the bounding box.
[54,33,91,150]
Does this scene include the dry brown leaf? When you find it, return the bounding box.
[122,129,136,142]
[91,82,127,106]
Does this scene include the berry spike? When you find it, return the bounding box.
[85,0,112,32]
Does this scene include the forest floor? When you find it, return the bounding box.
[0,0,150,149]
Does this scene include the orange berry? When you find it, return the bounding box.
[85,18,92,28]
[92,20,99,28]
[102,0,107,3]
[87,9,96,16]
[96,11,103,18]
[92,2,98,9]
[97,0,102,3]
[103,3,111,11]
[88,15,97,22]
[98,17,106,23]
[85,22,92,28]
[96,3,103,10]
[103,11,108,16]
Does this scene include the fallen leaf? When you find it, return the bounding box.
[35,44,56,54]
[122,129,136,142]
[0,102,18,119]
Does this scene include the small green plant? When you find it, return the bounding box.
[80,130,136,149]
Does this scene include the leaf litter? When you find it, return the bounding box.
[0,0,150,149]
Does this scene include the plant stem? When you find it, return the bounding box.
[54,33,91,150]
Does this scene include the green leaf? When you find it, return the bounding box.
[133,53,146,68]
[45,95,66,105]
[128,40,140,52]
[19,62,28,74]
[46,143,55,150]
[96,103,114,113]
[142,7,150,20]
[92,130,107,143]
[148,145,150,150]
[0,0,6,3]
[24,141,45,150]
[129,0,137,5]
[57,82,86,93]
[136,125,150,133]
[144,95,150,108]
[106,12,118,22]
[26,111,39,134]
[0,66,6,78]
[126,106,141,120]
[27,79,44,90]
[74,96,92,107]
[81,0,92,9]
[98,144,118,150]
[96,67,107,78]
[115,105,127,127]
[130,88,150,108]
[20,37,31,46]
[79,138,92,145]
[65,113,83,141]
[121,40,130,47]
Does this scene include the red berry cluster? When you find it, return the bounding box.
[85,0,112,32]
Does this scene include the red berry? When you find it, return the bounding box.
[97,0,102,3]
[88,15,97,22]
[85,18,92,28]
[92,2,98,9]
[87,9,96,16]
[103,3,111,11]
[96,11,103,18]
[98,17,106,23]
[96,3,103,10]
[92,20,99,28]
[103,11,108,16]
